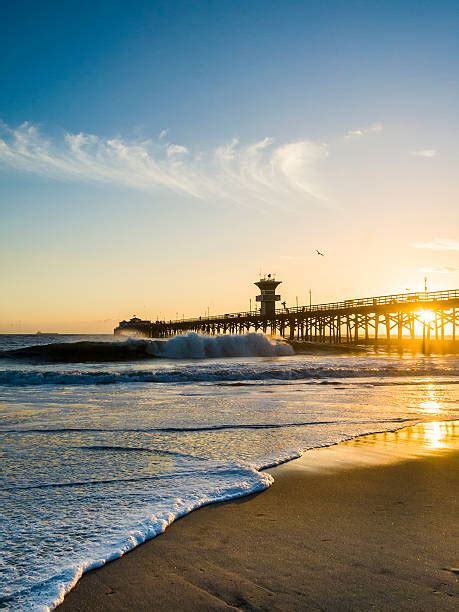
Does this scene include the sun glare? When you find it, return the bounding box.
[417,309,436,324]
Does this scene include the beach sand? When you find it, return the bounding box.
[60,421,458,611]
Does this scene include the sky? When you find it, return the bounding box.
[1,0,458,332]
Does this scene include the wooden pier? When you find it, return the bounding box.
[115,289,459,347]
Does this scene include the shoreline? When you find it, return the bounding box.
[60,420,459,611]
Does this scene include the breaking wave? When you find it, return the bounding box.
[1,332,293,362]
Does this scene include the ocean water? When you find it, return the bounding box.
[0,333,458,610]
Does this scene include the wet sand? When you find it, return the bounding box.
[60,421,458,611]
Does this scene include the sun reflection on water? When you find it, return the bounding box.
[420,400,441,413]
[419,383,442,414]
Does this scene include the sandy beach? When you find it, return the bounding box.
[59,421,458,611]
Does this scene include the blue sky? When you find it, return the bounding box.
[1,1,458,331]
[2,1,458,139]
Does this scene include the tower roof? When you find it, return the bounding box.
[255,274,281,290]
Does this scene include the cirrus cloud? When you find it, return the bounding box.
[0,122,329,209]
[420,265,459,274]
[411,238,459,251]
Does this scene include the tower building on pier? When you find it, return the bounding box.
[255,274,281,316]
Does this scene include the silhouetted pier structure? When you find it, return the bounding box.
[115,287,459,347]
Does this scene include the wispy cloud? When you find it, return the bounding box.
[411,238,459,251]
[0,122,329,209]
[420,265,459,274]
[345,123,383,139]
[411,149,437,158]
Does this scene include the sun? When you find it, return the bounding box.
[418,309,436,324]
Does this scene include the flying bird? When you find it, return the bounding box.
[315,249,325,256]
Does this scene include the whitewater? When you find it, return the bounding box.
[1,332,458,610]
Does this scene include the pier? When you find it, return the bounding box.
[115,282,459,348]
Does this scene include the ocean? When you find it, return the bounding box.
[1,332,458,610]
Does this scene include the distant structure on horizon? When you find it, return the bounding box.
[254,274,281,317]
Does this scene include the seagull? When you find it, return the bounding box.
[315,249,325,256]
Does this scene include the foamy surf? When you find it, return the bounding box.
[0,461,272,611]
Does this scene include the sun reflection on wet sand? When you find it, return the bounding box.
[425,421,445,449]
[272,420,459,476]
